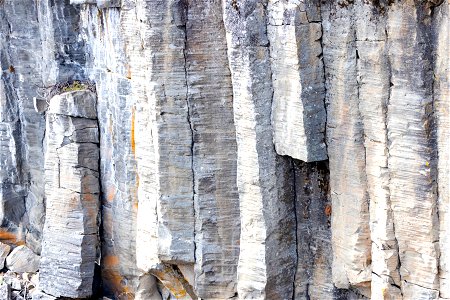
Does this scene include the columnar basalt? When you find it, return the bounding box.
[0,0,447,299]
[40,90,100,298]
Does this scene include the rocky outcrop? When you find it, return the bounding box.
[0,0,448,299]
[39,90,99,298]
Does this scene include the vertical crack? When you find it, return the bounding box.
[180,1,196,262]
[385,25,403,296]
[291,159,299,300]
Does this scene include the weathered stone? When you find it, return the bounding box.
[40,91,99,298]
[0,282,10,300]
[0,242,11,269]
[293,161,335,299]
[70,0,121,7]
[224,1,297,298]
[185,0,240,298]
[386,2,440,298]
[354,2,402,298]
[267,0,327,162]
[5,246,39,273]
[135,274,162,300]
[321,2,371,296]
[434,2,449,299]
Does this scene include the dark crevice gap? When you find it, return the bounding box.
[180,0,196,265]
[291,158,299,300]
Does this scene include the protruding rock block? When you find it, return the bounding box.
[70,0,120,8]
[224,1,297,298]
[267,0,327,162]
[40,90,99,298]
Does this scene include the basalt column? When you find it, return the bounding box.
[40,90,100,298]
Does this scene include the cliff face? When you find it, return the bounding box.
[0,0,448,299]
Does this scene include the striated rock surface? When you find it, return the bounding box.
[6,245,39,273]
[267,0,327,162]
[39,90,99,298]
[0,0,448,299]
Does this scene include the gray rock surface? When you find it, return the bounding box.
[223,1,297,298]
[0,242,11,270]
[6,246,39,273]
[0,0,448,299]
[39,91,99,298]
[267,0,327,162]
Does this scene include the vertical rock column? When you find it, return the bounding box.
[185,0,240,298]
[224,1,297,299]
[40,90,100,298]
[354,2,402,298]
[267,0,327,162]
[434,2,449,298]
[387,2,440,298]
[321,2,371,296]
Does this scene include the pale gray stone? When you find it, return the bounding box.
[321,2,371,296]
[0,242,11,269]
[0,283,10,300]
[5,246,39,273]
[40,91,99,298]
[223,1,297,298]
[185,0,240,298]
[267,0,327,162]
[435,1,450,298]
[386,2,440,298]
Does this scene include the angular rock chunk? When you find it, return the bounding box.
[0,283,10,300]
[0,242,11,269]
[70,0,120,7]
[386,2,440,298]
[267,0,327,162]
[6,245,39,273]
[223,1,297,298]
[40,90,99,298]
[321,2,371,296]
[185,0,240,298]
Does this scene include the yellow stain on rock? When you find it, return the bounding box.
[131,106,136,156]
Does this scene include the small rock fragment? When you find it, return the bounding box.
[0,282,10,300]
[0,242,11,269]
[6,246,40,273]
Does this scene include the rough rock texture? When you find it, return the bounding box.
[39,90,99,298]
[0,242,10,269]
[267,0,327,162]
[0,0,448,299]
[6,245,39,273]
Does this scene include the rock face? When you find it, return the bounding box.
[39,90,99,298]
[0,0,448,299]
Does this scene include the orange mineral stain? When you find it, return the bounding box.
[103,255,131,296]
[131,107,136,156]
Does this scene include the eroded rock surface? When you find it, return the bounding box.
[0,0,447,299]
[39,90,99,298]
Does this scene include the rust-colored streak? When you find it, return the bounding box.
[102,255,132,297]
[0,230,24,246]
[131,107,136,156]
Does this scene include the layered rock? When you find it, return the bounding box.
[224,1,297,298]
[354,2,402,298]
[321,2,371,295]
[40,90,99,298]
[185,0,240,298]
[386,2,440,298]
[0,0,448,299]
[267,0,327,162]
